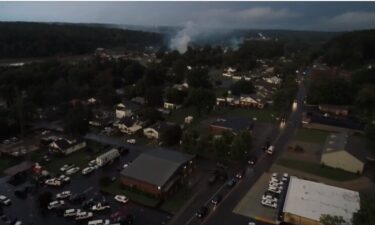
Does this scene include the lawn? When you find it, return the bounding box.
[159,188,192,214]
[44,141,105,174]
[294,128,330,143]
[222,107,277,123]
[0,155,20,176]
[101,181,160,207]
[278,158,359,181]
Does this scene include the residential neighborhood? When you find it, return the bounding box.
[1,2,375,225]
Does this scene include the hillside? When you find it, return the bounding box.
[323,29,375,68]
[0,22,164,59]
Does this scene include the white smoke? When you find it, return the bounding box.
[169,21,198,53]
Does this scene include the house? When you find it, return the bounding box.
[318,104,349,117]
[173,82,189,91]
[184,116,193,124]
[263,76,282,85]
[120,149,195,198]
[115,101,140,119]
[282,176,360,225]
[49,138,86,155]
[239,94,265,109]
[209,117,253,135]
[87,97,97,105]
[143,121,176,139]
[114,116,143,135]
[164,102,180,110]
[321,133,370,174]
[88,111,113,128]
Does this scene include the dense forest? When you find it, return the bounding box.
[323,30,375,68]
[0,22,163,59]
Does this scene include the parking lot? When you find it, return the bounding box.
[233,172,283,224]
[0,143,172,225]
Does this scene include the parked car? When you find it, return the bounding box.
[82,167,95,175]
[75,211,93,221]
[114,195,129,204]
[56,191,71,199]
[211,195,222,206]
[88,160,97,167]
[235,170,244,179]
[47,200,64,210]
[45,178,62,187]
[64,208,81,217]
[126,139,136,144]
[195,206,208,219]
[65,167,80,175]
[0,195,11,206]
[118,147,129,155]
[88,219,110,225]
[226,177,236,187]
[282,173,289,182]
[91,202,110,211]
[60,164,75,172]
[247,156,257,165]
[261,198,277,208]
[266,145,275,155]
[57,174,71,183]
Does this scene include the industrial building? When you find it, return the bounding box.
[282,176,360,225]
[120,149,195,198]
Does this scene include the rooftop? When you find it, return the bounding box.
[283,176,360,224]
[121,149,194,187]
[322,133,371,162]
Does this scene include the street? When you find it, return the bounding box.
[169,75,306,225]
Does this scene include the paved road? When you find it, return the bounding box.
[170,75,306,225]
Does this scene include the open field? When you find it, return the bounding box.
[293,128,330,144]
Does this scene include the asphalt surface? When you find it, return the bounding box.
[0,140,172,225]
[169,76,306,225]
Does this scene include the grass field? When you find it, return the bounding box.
[159,188,192,214]
[294,128,330,143]
[278,158,359,181]
[101,181,160,207]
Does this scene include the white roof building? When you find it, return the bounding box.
[282,176,360,225]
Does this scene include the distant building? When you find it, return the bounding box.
[49,138,86,155]
[321,133,370,174]
[143,121,176,139]
[209,117,253,135]
[282,176,360,225]
[120,149,195,198]
[115,116,143,135]
[115,101,140,119]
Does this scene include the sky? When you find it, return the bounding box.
[1,2,375,31]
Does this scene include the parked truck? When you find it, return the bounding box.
[95,148,120,167]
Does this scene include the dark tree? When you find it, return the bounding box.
[184,88,216,115]
[161,124,182,146]
[144,87,163,107]
[230,80,255,96]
